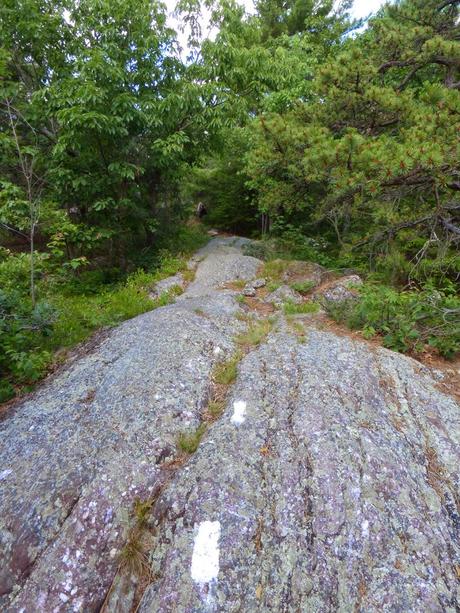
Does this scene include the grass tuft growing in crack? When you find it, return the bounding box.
[206,399,226,420]
[182,269,196,283]
[290,280,316,295]
[177,423,207,454]
[262,259,290,282]
[235,318,273,347]
[119,497,154,577]
[283,301,319,315]
[212,351,243,385]
[150,285,183,309]
[119,530,150,576]
[288,320,308,343]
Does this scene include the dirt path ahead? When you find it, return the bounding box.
[1,237,459,612]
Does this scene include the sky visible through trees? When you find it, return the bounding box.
[165,0,387,52]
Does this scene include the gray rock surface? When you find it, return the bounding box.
[250,278,266,289]
[318,274,363,303]
[281,260,326,287]
[1,237,459,613]
[138,327,460,613]
[265,284,303,306]
[149,273,185,299]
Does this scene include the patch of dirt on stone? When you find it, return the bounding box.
[242,296,276,316]
[427,358,460,404]
[282,260,328,284]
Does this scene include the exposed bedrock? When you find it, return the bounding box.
[0,236,458,612]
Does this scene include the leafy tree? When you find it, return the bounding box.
[246,0,460,285]
[184,128,258,232]
[184,0,352,229]
[0,0,235,270]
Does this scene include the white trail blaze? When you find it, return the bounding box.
[191,521,221,584]
[231,400,247,425]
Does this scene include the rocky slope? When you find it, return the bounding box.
[0,236,459,612]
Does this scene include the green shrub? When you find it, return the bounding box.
[290,280,316,295]
[283,301,319,315]
[0,380,15,403]
[325,284,460,359]
[0,251,49,293]
[242,241,269,260]
[0,290,56,393]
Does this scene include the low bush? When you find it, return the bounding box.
[290,280,316,295]
[0,290,56,400]
[325,284,460,359]
[283,301,319,315]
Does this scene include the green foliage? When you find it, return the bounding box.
[290,280,316,295]
[262,258,290,281]
[184,129,258,233]
[235,318,273,346]
[0,288,56,396]
[177,423,207,454]
[326,284,460,358]
[213,351,243,385]
[283,301,319,315]
[245,0,460,286]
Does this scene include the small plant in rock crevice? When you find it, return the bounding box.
[283,301,319,315]
[288,320,308,343]
[206,399,226,420]
[212,351,243,385]
[177,423,207,454]
[119,497,154,577]
[290,280,316,295]
[235,318,273,347]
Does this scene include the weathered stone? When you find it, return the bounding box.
[281,260,326,287]
[149,273,185,299]
[0,237,251,612]
[137,328,460,613]
[251,278,266,289]
[265,284,303,306]
[1,237,459,613]
[242,286,256,297]
[317,274,363,303]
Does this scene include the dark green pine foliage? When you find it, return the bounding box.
[246,0,460,286]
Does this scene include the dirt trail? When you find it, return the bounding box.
[0,237,459,612]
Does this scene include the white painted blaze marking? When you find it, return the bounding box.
[191,521,221,585]
[231,400,247,425]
